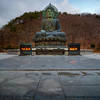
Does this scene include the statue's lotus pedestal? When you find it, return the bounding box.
[34,32,66,55]
[35,31,66,47]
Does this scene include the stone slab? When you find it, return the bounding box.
[35,72,65,100]
[0,71,41,97]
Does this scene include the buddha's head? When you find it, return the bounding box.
[46,9,54,19]
[42,3,58,19]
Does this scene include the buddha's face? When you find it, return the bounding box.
[46,9,54,18]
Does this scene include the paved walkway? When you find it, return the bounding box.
[0,55,100,70]
[0,71,100,100]
[0,55,100,100]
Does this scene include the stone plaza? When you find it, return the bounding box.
[0,54,100,100]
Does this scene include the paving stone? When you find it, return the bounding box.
[35,72,65,100]
[62,86,100,97]
[79,76,99,85]
[65,96,100,100]
[0,72,41,96]
[58,71,81,86]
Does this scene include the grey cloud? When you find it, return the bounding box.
[0,0,79,28]
[0,0,55,27]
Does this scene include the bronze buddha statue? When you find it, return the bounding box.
[42,6,60,32]
[34,3,66,48]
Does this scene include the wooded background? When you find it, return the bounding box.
[0,11,100,50]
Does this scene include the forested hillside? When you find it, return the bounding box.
[0,11,100,50]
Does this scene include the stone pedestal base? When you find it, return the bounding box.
[35,48,65,55]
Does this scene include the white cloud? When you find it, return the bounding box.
[0,17,8,28]
[56,0,80,14]
[95,9,100,14]
[0,0,80,28]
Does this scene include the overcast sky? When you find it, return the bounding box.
[0,0,100,28]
